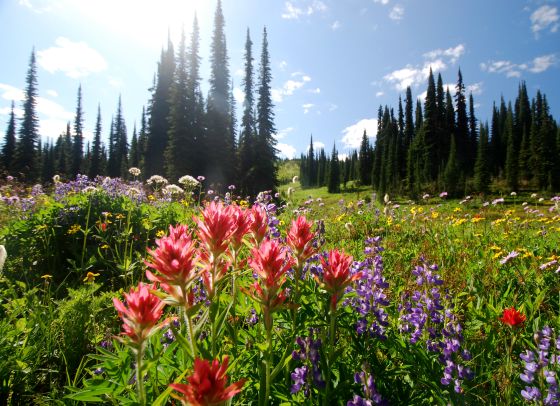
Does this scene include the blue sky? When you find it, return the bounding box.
[0,0,559,161]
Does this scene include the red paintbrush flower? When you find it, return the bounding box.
[249,205,268,245]
[170,356,245,406]
[286,216,317,264]
[499,307,526,327]
[113,282,165,347]
[246,239,294,329]
[228,205,252,253]
[195,201,235,259]
[145,225,198,306]
[320,249,361,311]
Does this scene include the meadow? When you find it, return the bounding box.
[0,170,559,405]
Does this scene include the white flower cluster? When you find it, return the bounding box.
[147,175,168,185]
[178,175,200,188]
[164,184,184,195]
[129,167,141,177]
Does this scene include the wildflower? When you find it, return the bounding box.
[286,216,316,264]
[113,283,165,347]
[531,193,538,198]
[197,175,205,182]
[128,167,141,177]
[228,184,236,191]
[67,224,81,235]
[287,187,295,198]
[348,368,386,405]
[146,175,168,186]
[249,205,268,245]
[83,272,100,283]
[492,197,505,205]
[291,330,325,396]
[100,223,107,232]
[500,251,519,265]
[196,201,235,259]
[384,193,390,204]
[0,245,6,273]
[228,205,252,253]
[422,194,430,200]
[164,184,185,195]
[511,192,517,196]
[246,239,294,330]
[52,174,61,183]
[178,175,200,188]
[499,307,526,327]
[145,225,198,306]
[292,175,299,183]
[320,249,361,310]
[170,356,245,406]
[440,191,448,198]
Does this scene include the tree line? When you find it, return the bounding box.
[300,69,560,197]
[0,0,278,197]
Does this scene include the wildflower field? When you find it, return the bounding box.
[0,172,559,405]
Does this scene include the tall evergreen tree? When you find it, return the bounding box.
[206,0,234,188]
[504,103,518,190]
[443,135,461,196]
[89,105,102,179]
[474,122,490,194]
[108,97,128,177]
[71,85,84,176]
[1,101,17,172]
[137,106,148,175]
[145,36,175,177]
[129,124,140,169]
[422,68,438,181]
[454,69,469,175]
[238,28,256,195]
[254,26,278,193]
[467,92,478,174]
[165,26,193,181]
[14,50,40,180]
[359,130,372,185]
[327,143,340,193]
[307,135,316,187]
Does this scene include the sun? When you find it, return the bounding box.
[71,0,212,48]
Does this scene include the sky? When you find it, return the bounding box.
[0,0,559,162]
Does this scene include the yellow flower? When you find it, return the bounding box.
[67,224,81,235]
[35,224,48,232]
[41,274,53,280]
[453,218,467,226]
[492,251,504,260]
[431,212,439,219]
[83,272,100,283]
[239,200,249,208]
[101,244,110,250]
[156,230,165,238]
[471,216,485,223]
[490,245,501,251]
[453,207,462,213]
[115,213,125,220]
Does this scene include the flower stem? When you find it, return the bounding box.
[324,303,336,406]
[183,310,197,358]
[265,323,273,406]
[136,344,146,406]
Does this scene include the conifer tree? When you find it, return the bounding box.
[307,135,316,187]
[89,105,102,179]
[254,27,278,193]
[468,92,478,174]
[474,123,490,194]
[206,0,234,188]
[165,26,192,181]
[238,28,256,195]
[504,103,518,190]
[1,101,17,172]
[328,143,340,193]
[145,37,175,177]
[443,135,461,196]
[422,68,438,181]
[71,85,84,176]
[129,124,139,169]
[14,50,40,180]
[359,130,372,185]
[454,69,469,175]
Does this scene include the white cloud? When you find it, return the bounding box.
[375,91,384,97]
[389,5,404,20]
[530,54,556,73]
[466,82,483,96]
[341,118,378,149]
[331,20,341,30]
[338,153,349,161]
[234,68,244,77]
[0,106,24,118]
[309,141,326,151]
[18,0,58,13]
[233,87,245,105]
[38,37,107,78]
[276,143,297,159]
[328,103,338,111]
[274,127,294,140]
[272,73,312,102]
[423,44,465,64]
[278,60,288,71]
[373,0,389,5]
[302,103,314,114]
[281,0,327,20]
[481,54,556,77]
[46,89,58,97]
[309,87,321,94]
[531,5,559,34]
[109,77,124,88]
[384,44,465,91]
[0,83,25,101]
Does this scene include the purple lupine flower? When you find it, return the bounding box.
[291,330,325,396]
[399,257,473,393]
[519,326,560,405]
[348,237,389,340]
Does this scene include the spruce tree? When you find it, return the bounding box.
[443,135,461,196]
[165,26,193,181]
[454,69,469,175]
[1,101,17,172]
[327,142,340,193]
[206,0,234,188]
[89,105,102,179]
[422,68,438,181]
[137,106,148,175]
[254,27,278,193]
[474,123,490,194]
[238,28,256,195]
[15,50,40,180]
[129,124,139,169]
[504,103,518,190]
[307,135,316,187]
[145,37,175,177]
[71,85,84,177]
[359,130,372,185]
